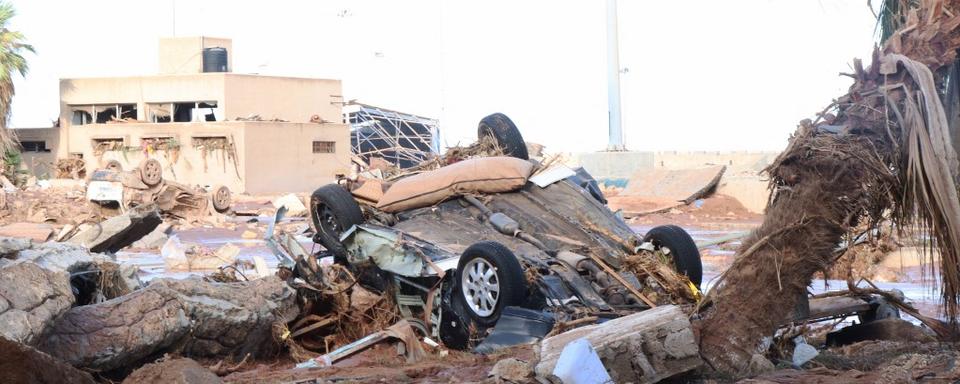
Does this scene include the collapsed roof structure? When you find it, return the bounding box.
[345,102,440,169]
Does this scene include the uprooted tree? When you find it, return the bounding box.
[697,0,960,373]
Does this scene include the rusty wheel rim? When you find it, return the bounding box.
[214,187,230,210]
[141,159,162,185]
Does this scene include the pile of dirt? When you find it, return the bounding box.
[0,337,96,384]
[222,345,533,383]
[629,193,763,229]
[743,341,960,383]
[121,358,221,384]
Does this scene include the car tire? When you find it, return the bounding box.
[104,160,123,172]
[310,184,364,257]
[643,225,703,288]
[478,113,529,160]
[211,185,231,213]
[455,241,527,326]
[138,158,163,186]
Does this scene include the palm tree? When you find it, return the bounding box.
[871,0,919,44]
[0,1,32,155]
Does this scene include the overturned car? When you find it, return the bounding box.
[302,114,704,349]
[87,158,232,217]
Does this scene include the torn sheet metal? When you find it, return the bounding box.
[341,224,458,277]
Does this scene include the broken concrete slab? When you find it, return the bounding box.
[68,203,163,253]
[38,276,298,372]
[130,222,171,249]
[0,261,74,345]
[272,193,307,216]
[0,236,32,258]
[608,166,727,215]
[0,222,54,242]
[12,241,115,273]
[535,305,700,384]
[621,165,726,203]
[121,358,223,384]
[0,336,96,384]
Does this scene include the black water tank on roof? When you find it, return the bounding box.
[202,47,228,72]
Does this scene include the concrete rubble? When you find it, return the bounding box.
[0,240,126,345]
[536,305,700,383]
[66,203,162,253]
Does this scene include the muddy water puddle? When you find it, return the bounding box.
[120,221,943,320]
[118,216,316,281]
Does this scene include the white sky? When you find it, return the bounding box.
[8,0,877,152]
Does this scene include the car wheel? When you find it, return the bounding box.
[104,159,123,172]
[456,241,526,326]
[478,113,529,160]
[310,184,364,257]
[211,185,231,213]
[643,225,703,288]
[138,158,163,186]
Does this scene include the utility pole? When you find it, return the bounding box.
[606,0,625,151]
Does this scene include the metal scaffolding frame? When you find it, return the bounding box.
[345,102,440,169]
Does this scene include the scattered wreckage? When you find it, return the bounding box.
[0,113,926,382]
[87,158,232,217]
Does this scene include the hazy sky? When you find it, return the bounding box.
[8,0,877,152]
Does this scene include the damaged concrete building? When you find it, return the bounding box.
[25,37,352,193]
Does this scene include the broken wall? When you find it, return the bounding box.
[12,127,59,178]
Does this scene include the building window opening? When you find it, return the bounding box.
[95,107,116,123]
[192,136,229,149]
[92,138,124,155]
[312,141,336,154]
[20,141,49,152]
[141,136,179,152]
[148,103,171,123]
[198,102,218,121]
[118,104,137,120]
[72,110,92,125]
[173,102,194,122]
